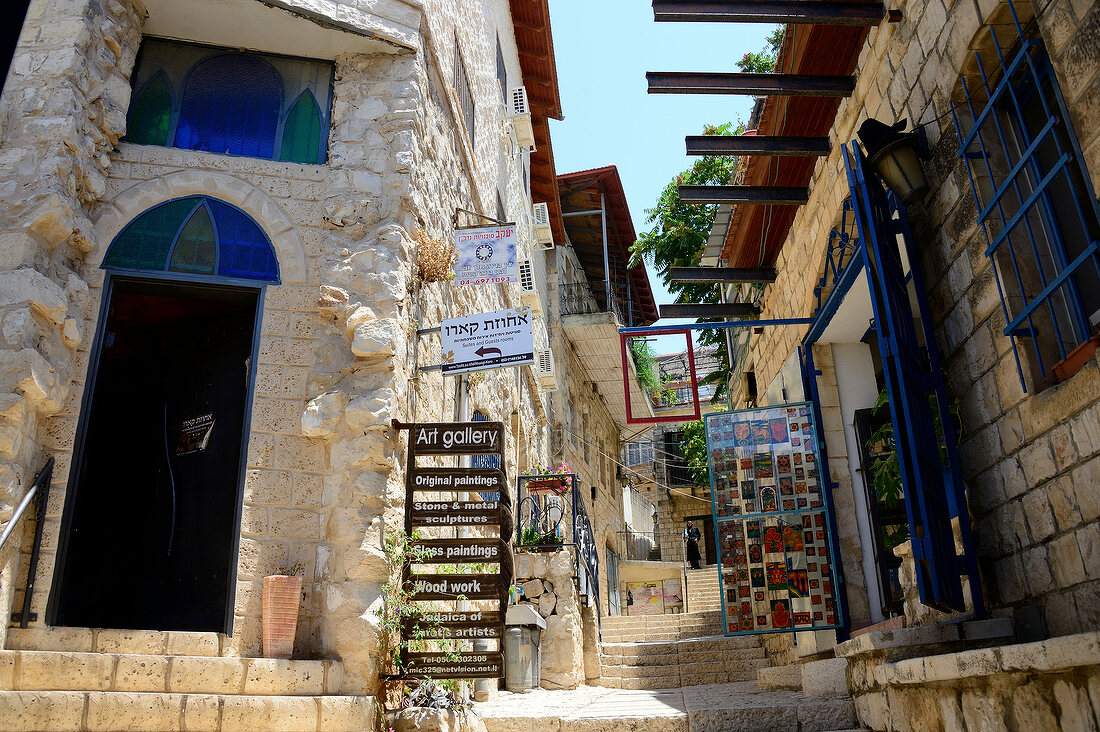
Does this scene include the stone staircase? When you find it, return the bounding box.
[683,567,722,614]
[0,627,376,731]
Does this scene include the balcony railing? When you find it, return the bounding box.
[560,281,646,327]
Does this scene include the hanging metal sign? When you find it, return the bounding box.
[440,307,534,375]
[705,402,844,636]
[454,224,517,286]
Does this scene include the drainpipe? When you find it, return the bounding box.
[601,193,611,313]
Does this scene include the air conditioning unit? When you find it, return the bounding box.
[518,259,542,315]
[508,86,536,149]
[531,202,554,249]
[534,348,557,391]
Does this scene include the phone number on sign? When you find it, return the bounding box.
[458,276,512,285]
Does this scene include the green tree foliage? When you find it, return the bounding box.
[681,420,710,487]
[736,26,785,74]
[631,28,787,484]
[629,123,740,406]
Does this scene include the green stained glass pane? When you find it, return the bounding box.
[104,198,199,270]
[169,203,217,274]
[127,72,173,146]
[278,90,322,164]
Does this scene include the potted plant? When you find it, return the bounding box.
[521,462,573,495]
[262,567,304,659]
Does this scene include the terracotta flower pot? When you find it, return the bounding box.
[262,575,302,659]
[526,477,566,494]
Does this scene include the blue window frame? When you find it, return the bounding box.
[471,411,501,501]
[952,5,1100,389]
[103,196,280,283]
[127,38,333,164]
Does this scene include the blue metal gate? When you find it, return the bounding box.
[843,142,983,615]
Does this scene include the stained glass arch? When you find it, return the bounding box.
[103,196,280,283]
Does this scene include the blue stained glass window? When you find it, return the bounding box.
[125,38,333,164]
[176,54,282,158]
[208,200,279,280]
[104,196,279,282]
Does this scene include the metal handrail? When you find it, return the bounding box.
[0,458,53,553]
[0,457,54,627]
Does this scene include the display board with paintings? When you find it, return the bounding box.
[705,403,843,635]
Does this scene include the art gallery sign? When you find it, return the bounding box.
[454,224,517,286]
[393,419,514,680]
[440,306,534,375]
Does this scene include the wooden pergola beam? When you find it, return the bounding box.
[647,71,855,97]
[660,303,762,318]
[653,0,895,25]
[685,135,832,157]
[669,267,778,283]
[678,185,809,205]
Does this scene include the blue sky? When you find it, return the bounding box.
[546,2,777,344]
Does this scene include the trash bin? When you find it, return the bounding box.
[503,604,546,692]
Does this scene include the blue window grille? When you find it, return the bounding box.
[843,143,984,616]
[127,38,333,164]
[471,411,501,501]
[103,196,280,283]
[951,4,1100,389]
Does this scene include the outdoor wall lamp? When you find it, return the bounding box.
[857,118,930,205]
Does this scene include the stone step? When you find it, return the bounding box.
[602,634,762,656]
[601,646,765,667]
[0,650,342,696]
[0,690,374,731]
[6,627,224,657]
[685,690,859,732]
[594,666,764,689]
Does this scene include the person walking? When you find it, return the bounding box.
[683,520,702,569]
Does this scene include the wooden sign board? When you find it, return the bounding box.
[409,422,504,456]
[402,620,503,640]
[408,500,512,534]
[405,652,504,679]
[411,610,503,625]
[408,574,503,600]
[411,467,507,495]
[410,537,507,563]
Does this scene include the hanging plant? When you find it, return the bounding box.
[414,228,457,283]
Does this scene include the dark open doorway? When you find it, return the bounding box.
[49,277,259,632]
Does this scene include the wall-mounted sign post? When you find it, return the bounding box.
[393,420,513,679]
[440,307,534,375]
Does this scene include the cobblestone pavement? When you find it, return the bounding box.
[473,681,860,732]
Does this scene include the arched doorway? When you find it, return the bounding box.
[48,196,279,633]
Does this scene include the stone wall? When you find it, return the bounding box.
[0,0,145,650]
[552,337,628,616]
[740,0,1100,636]
[513,549,585,690]
[839,627,1100,731]
[0,0,553,700]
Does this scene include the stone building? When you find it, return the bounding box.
[543,165,658,619]
[0,0,568,726]
[654,0,1100,724]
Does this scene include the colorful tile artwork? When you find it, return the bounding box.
[706,404,841,635]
